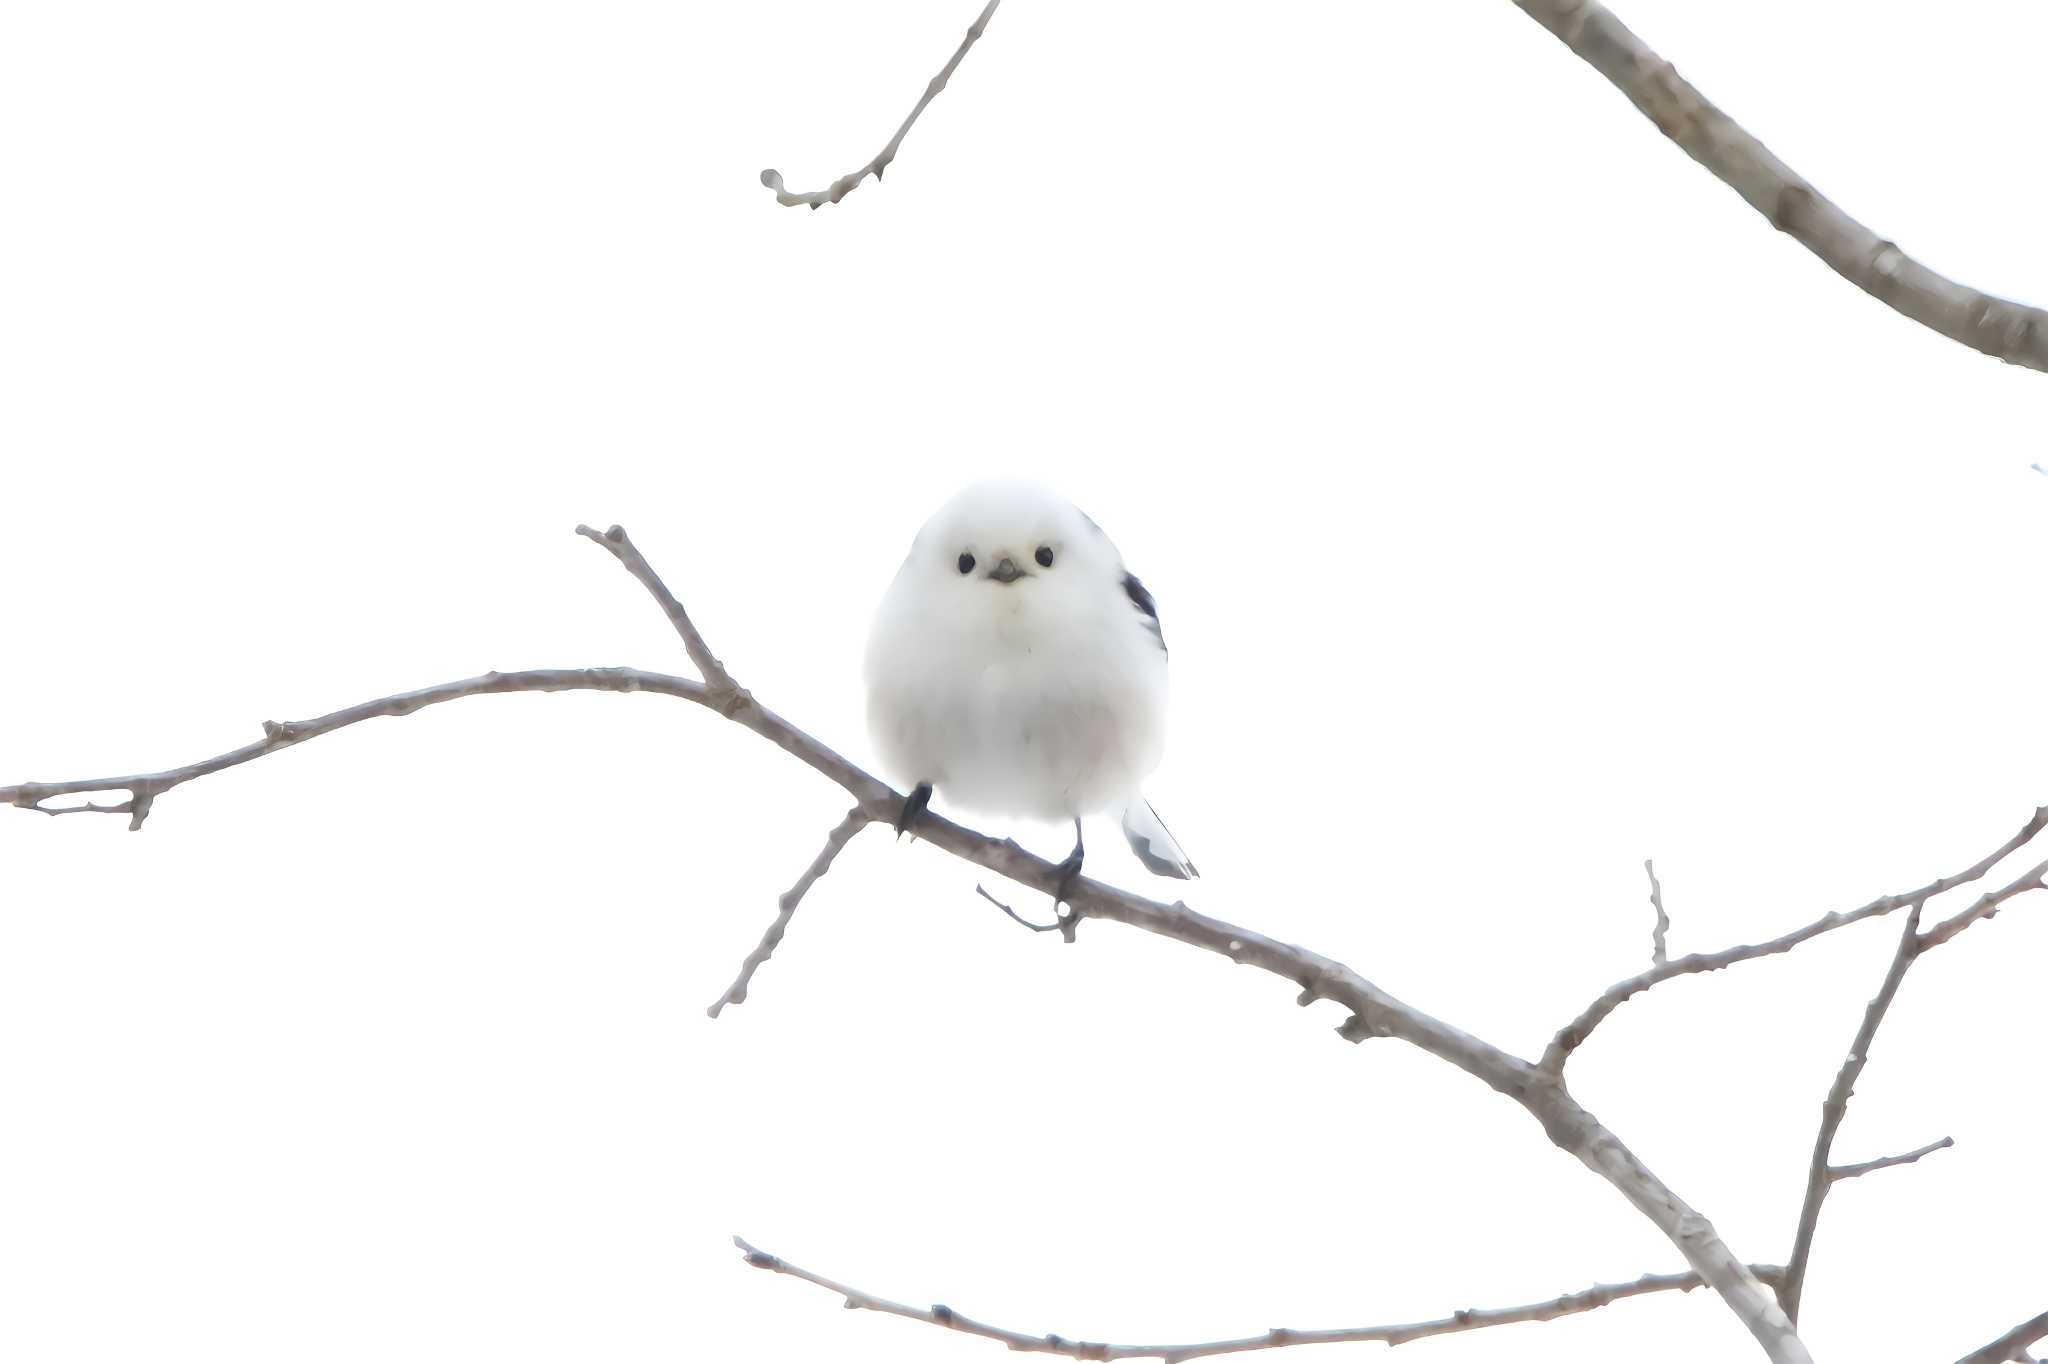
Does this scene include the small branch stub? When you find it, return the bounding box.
[1645,858,1670,967]
[1827,1135,1953,1183]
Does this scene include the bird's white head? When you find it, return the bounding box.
[890,479,1127,622]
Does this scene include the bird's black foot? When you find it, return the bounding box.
[895,782,933,839]
[1052,849,1084,906]
[1051,818,1085,906]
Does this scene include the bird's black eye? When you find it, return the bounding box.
[957,552,976,575]
[1035,545,1055,568]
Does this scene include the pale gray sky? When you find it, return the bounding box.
[2,3,2043,1362]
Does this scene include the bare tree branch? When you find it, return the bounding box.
[975,883,1065,935]
[1918,857,2048,952]
[1776,849,2048,1322]
[763,0,2048,370]
[34,523,2003,1362]
[1513,0,2048,372]
[0,667,706,830]
[734,1236,1783,1361]
[1779,905,1923,1323]
[576,524,740,700]
[1541,806,2048,1070]
[1957,1312,2048,1364]
[707,807,871,1018]
[760,0,1001,210]
[1645,858,1669,966]
[1825,1135,1952,1184]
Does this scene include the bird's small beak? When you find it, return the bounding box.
[987,557,1025,584]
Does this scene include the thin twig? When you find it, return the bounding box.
[1541,806,2048,1070]
[575,524,741,701]
[760,0,1000,210]
[1512,0,2048,372]
[1918,858,2048,952]
[1775,852,2048,1321]
[0,667,705,830]
[708,808,871,1018]
[1778,906,1923,1323]
[1826,1136,1953,1183]
[734,1236,1781,1361]
[1958,1312,2048,1364]
[975,883,1062,933]
[1645,858,1669,967]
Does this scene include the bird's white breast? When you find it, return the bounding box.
[865,575,1167,821]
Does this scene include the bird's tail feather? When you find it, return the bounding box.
[1121,799,1198,880]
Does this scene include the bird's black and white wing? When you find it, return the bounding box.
[1123,571,1165,652]
[1122,798,1197,879]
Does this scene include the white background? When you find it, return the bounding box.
[2,2,2044,1361]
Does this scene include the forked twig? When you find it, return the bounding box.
[1779,906,1925,1322]
[1777,850,2048,1321]
[1541,807,2048,1070]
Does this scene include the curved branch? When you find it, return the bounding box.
[0,525,1835,1362]
[759,0,1000,210]
[0,667,706,829]
[1514,0,2048,371]
[735,1237,1781,1361]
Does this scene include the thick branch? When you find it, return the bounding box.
[760,0,1000,210]
[1513,0,2048,372]
[0,667,705,829]
[1958,1312,2048,1364]
[734,1237,1782,1362]
[707,808,871,1017]
[1779,906,1923,1323]
[1542,807,2048,1070]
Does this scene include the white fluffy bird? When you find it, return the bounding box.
[865,480,1197,896]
